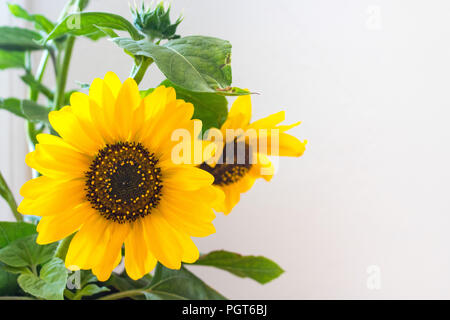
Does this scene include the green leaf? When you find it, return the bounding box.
[77,0,91,11]
[45,12,142,43]
[0,221,36,249]
[83,30,107,41]
[94,25,119,38]
[0,97,25,118]
[106,272,152,299]
[21,100,51,125]
[0,50,25,70]
[20,74,54,101]
[72,284,110,300]
[159,79,228,133]
[7,3,55,34]
[0,264,20,296]
[17,257,68,300]
[0,27,44,51]
[113,36,244,94]
[147,263,226,300]
[192,250,284,284]
[215,86,253,96]
[68,269,111,300]
[0,234,57,268]
[0,263,32,275]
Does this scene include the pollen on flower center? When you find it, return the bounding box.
[200,141,253,186]
[202,163,251,186]
[85,142,163,223]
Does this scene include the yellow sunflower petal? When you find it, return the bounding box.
[159,196,216,237]
[219,187,241,215]
[17,178,86,216]
[142,213,183,269]
[36,202,94,244]
[103,71,122,98]
[48,106,100,156]
[91,222,129,281]
[88,78,104,107]
[25,147,86,180]
[92,252,122,282]
[277,121,301,133]
[163,166,214,191]
[65,214,110,270]
[36,133,79,151]
[249,111,285,129]
[19,176,57,200]
[221,95,252,130]
[232,174,257,194]
[114,78,141,140]
[173,232,200,263]
[252,153,274,181]
[89,90,116,143]
[266,133,307,157]
[135,87,180,142]
[69,92,105,146]
[125,220,157,280]
[140,100,194,153]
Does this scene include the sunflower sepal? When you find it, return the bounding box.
[131,1,182,41]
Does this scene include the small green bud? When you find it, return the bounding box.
[131,1,183,41]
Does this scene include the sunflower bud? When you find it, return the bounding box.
[131,1,182,40]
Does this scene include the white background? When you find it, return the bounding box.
[2,0,450,299]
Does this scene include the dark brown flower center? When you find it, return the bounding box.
[85,142,162,223]
[199,141,253,186]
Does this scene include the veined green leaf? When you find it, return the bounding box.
[0,221,36,249]
[18,257,68,300]
[44,12,142,43]
[113,36,246,95]
[159,79,228,133]
[7,3,55,34]
[0,27,44,51]
[192,250,284,284]
[0,234,57,268]
[21,100,51,125]
[147,263,226,300]
[0,50,25,70]
[0,97,25,118]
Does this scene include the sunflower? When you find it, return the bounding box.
[18,72,223,281]
[199,95,306,214]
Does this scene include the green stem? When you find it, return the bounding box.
[98,289,147,300]
[25,51,50,150]
[0,171,22,222]
[24,51,32,73]
[53,36,75,110]
[129,57,153,85]
[30,51,50,102]
[54,234,75,260]
[51,0,87,110]
[31,264,38,276]
[26,122,39,148]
